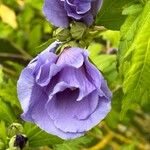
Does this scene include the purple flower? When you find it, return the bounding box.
[17,41,112,139]
[43,0,103,28]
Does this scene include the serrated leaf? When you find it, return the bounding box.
[118,1,150,113]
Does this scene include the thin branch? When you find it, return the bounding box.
[2,67,17,77]
[86,133,113,150]
[8,41,32,59]
[0,53,31,61]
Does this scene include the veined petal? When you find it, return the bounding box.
[33,46,58,76]
[17,59,38,121]
[21,84,47,122]
[82,13,94,26]
[33,42,61,86]
[58,66,95,101]
[83,54,103,89]
[57,48,85,68]
[100,79,112,99]
[36,63,61,87]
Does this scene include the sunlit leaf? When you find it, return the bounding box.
[0,4,17,29]
[118,1,150,114]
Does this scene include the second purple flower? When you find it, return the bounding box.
[43,0,103,28]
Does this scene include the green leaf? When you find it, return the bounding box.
[96,0,137,30]
[0,78,20,109]
[0,22,13,38]
[0,121,7,142]
[54,136,93,150]
[0,139,5,150]
[0,99,17,124]
[18,5,34,26]
[35,38,56,53]
[118,1,150,114]
[26,0,44,10]
[24,123,63,147]
[0,121,7,149]
[28,24,42,55]
[118,14,140,68]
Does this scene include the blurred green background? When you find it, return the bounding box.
[0,0,150,150]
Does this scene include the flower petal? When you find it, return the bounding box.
[101,79,112,99]
[33,42,59,75]
[31,92,84,139]
[49,81,78,97]
[43,0,69,27]
[36,63,61,87]
[83,54,103,89]
[58,66,95,101]
[17,68,34,121]
[82,13,94,26]
[17,60,38,121]
[33,42,61,86]
[21,84,47,121]
[46,89,100,133]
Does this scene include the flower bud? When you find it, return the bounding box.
[8,134,28,150]
[8,123,24,137]
[70,22,87,40]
